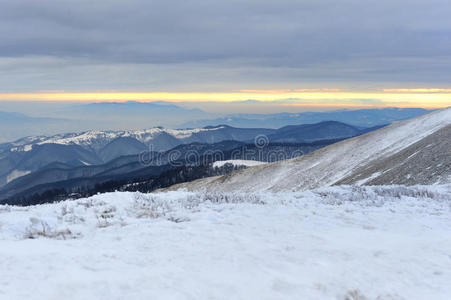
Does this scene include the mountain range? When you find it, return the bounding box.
[0,121,381,203]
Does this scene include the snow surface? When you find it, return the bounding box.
[212,159,267,168]
[1,185,451,299]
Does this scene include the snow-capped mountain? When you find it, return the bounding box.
[3,121,381,155]
[6,126,232,152]
[174,107,451,192]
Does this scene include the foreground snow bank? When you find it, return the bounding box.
[1,185,451,299]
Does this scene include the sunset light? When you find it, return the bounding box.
[0,90,449,108]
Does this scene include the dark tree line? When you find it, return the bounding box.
[3,163,244,206]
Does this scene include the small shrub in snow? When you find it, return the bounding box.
[24,217,78,240]
[95,205,126,228]
[0,205,11,213]
[132,193,172,218]
[58,204,85,224]
[130,192,264,221]
[343,289,368,300]
[198,192,264,205]
[312,185,451,207]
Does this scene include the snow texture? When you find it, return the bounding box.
[1,184,451,299]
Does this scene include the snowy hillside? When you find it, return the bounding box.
[1,185,450,299]
[177,108,451,192]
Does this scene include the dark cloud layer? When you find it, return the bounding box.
[0,0,450,91]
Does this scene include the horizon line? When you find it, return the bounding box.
[0,90,449,109]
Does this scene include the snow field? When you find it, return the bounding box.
[0,185,451,299]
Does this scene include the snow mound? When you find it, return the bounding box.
[213,159,267,168]
[1,185,451,299]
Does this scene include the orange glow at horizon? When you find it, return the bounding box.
[383,89,451,93]
[0,90,449,109]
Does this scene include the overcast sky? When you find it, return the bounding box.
[0,0,450,106]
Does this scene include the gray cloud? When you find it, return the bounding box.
[0,0,450,91]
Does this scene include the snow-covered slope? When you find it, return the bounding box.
[1,185,450,299]
[337,124,451,186]
[176,108,451,192]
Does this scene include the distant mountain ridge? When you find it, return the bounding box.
[67,101,205,117]
[267,121,386,143]
[183,108,430,128]
[0,111,61,123]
